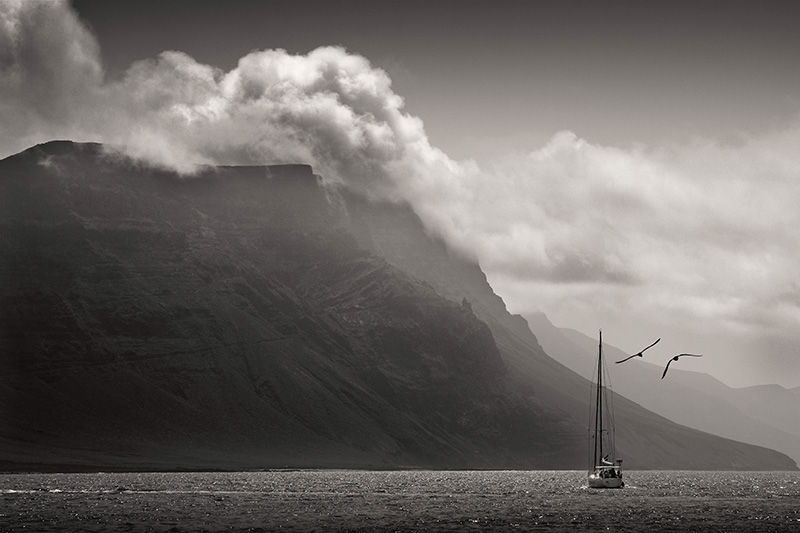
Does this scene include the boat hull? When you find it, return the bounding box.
[588,474,624,489]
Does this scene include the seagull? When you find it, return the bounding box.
[615,338,661,364]
[661,353,703,379]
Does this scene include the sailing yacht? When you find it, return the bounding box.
[588,330,624,488]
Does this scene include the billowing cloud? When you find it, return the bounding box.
[3,0,800,387]
[475,128,800,386]
[1,1,455,200]
[0,0,102,148]
[0,0,478,258]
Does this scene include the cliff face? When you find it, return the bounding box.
[0,141,572,471]
[0,141,795,471]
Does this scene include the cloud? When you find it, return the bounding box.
[1,0,481,259]
[1,2,448,199]
[3,0,800,386]
[472,126,800,385]
[0,0,102,149]
[476,129,800,328]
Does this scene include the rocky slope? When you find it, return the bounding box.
[0,141,795,471]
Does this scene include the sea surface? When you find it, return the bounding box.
[1,470,798,532]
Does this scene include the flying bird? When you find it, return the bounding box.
[661,353,703,379]
[615,338,661,364]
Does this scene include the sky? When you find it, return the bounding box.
[2,0,800,388]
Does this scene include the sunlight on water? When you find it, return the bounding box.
[1,470,798,531]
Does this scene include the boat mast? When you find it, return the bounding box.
[593,330,604,469]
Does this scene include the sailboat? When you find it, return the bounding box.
[588,330,624,488]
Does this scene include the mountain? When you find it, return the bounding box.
[527,313,800,466]
[342,193,797,471]
[0,141,795,472]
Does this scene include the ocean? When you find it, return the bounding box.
[1,470,798,532]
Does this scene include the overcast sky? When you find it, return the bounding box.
[3,0,800,388]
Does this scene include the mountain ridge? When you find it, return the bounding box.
[527,314,800,466]
[1,141,795,471]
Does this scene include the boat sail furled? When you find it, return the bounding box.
[588,330,624,489]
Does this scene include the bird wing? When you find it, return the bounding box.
[617,337,661,363]
[640,338,661,353]
[677,353,703,358]
[661,358,673,379]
